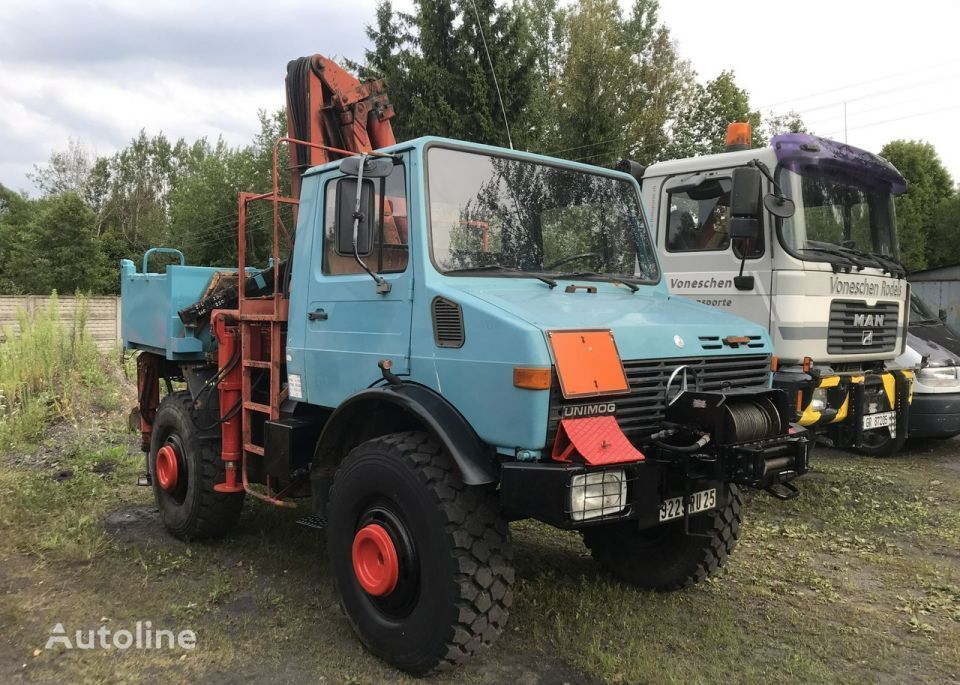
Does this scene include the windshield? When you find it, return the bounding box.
[426,147,659,282]
[778,167,899,264]
[910,293,940,323]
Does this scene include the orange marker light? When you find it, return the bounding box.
[802,356,812,373]
[513,367,552,390]
[771,356,779,372]
[725,122,752,152]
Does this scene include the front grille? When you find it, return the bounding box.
[548,354,771,445]
[827,300,899,354]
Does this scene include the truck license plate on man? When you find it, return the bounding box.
[862,411,896,430]
[659,488,717,522]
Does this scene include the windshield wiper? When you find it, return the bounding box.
[444,264,558,289]
[553,271,640,292]
[829,244,906,276]
[797,246,863,271]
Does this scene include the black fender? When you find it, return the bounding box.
[314,383,499,485]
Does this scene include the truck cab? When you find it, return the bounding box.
[640,130,913,455]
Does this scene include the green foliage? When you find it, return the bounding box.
[0,294,105,451]
[667,70,762,158]
[879,140,955,271]
[930,193,960,268]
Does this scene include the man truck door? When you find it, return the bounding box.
[654,168,773,329]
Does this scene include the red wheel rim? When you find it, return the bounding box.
[156,444,179,492]
[351,523,399,596]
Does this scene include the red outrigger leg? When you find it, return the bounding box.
[212,310,244,494]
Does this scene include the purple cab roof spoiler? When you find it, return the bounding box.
[771,133,907,195]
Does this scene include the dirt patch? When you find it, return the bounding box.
[6,421,80,471]
[103,505,176,546]
[470,652,606,685]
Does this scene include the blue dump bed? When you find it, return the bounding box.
[120,250,230,361]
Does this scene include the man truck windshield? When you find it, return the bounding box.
[778,168,900,268]
[426,146,659,283]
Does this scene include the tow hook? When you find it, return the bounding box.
[765,481,800,501]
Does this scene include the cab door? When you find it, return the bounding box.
[655,168,774,329]
[300,160,413,408]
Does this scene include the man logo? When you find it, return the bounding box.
[853,313,885,327]
[862,330,874,346]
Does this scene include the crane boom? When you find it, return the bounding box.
[285,55,396,198]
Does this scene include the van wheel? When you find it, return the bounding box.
[327,431,514,675]
[149,391,244,540]
[855,427,906,457]
[583,484,741,591]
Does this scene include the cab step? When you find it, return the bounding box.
[296,515,328,530]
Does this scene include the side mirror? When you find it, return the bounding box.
[763,193,796,219]
[335,178,375,256]
[339,155,395,178]
[940,308,948,323]
[729,167,762,240]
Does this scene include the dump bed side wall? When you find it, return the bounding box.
[120,260,227,360]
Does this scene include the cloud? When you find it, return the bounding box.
[0,0,389,191]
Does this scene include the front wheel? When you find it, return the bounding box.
[327,432,514,675]
[583,484,742,591]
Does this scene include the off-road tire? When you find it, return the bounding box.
[583,484,742,591]
[327,431,514,675]
[149,391,244,540]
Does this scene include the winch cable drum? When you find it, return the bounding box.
[723,397,782,443]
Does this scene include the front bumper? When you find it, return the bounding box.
[499,432,809,530]
[774,368,913,448]
[909,391,960,438]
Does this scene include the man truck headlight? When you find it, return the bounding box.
[917,362,960,388]
[810,387,829,412]
[569,470,627,521]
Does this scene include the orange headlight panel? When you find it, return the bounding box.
[548,330,629,399]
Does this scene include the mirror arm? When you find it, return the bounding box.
[748,159,786,198]
[351,153,392,294]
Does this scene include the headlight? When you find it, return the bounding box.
[569,470,627,521]
[811,387,829,412]
[917,363,960,388]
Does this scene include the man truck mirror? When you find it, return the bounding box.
[763,193,796,219]
[729,166,762,241]
[336,178,374,256]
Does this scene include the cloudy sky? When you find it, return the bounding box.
[2,0,959,193]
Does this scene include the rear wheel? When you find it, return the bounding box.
[583,484,742,591]
[149,391,244,540]
[327,431,513,675]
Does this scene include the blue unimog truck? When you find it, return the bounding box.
[120,56,809,675]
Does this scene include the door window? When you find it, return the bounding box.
[666,177,762,258]
[323,165,409,275]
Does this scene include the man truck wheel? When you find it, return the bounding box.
[854,428,906,458]
[327,431,514,675]
[583,484,742,591]
[149,391,244,540]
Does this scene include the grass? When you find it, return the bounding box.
[0,293,111,451]
[0,346,957,683]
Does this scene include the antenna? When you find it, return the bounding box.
[468,0,514,150]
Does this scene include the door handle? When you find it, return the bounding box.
[307,308,328,321]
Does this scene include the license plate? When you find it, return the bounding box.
[862,410,896,430]
[659,488,717,523]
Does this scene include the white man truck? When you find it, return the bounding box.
[626,125,912,455]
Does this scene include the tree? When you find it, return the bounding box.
[879,140,954,271]
[7,193,104,294]
[667,71,762,158]
[929,191,960,268]
[357,0,536,148]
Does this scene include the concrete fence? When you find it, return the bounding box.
[0,296,121,351]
